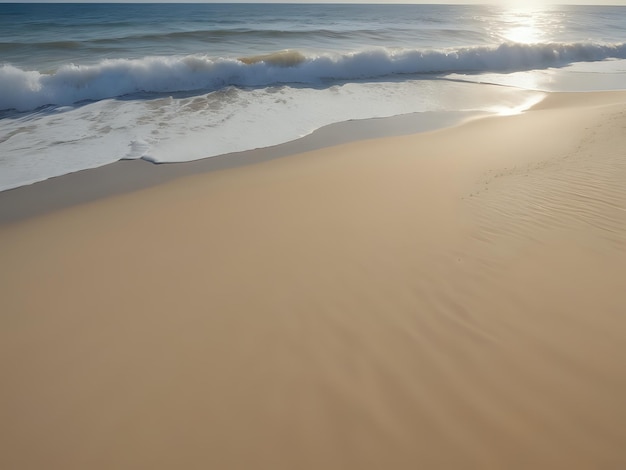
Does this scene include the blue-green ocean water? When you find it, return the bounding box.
[1,3,626,190]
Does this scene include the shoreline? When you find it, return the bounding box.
[1,90,625,469]
[0,109,479,225]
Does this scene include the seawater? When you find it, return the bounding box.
[1,3,626,191]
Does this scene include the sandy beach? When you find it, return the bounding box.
[1,91,625,469]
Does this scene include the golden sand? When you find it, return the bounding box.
[1,92,625,469]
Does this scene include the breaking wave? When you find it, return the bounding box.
[2,41,625,112]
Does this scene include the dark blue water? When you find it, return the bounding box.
[3,3,626,70]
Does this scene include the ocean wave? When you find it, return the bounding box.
[0,40,83,52]
[124,28,387,42]
[2,41,625,112]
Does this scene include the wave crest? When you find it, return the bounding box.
[239,50,307,67]
[2,41,625,112]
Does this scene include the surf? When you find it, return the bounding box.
[2,41,626,112]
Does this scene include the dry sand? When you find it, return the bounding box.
[1,91,625,469]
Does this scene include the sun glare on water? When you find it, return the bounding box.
[495,6,557,44]
[504,24,542,44]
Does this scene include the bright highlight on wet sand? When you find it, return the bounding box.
[1,3,626,470]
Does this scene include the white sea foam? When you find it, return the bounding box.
[1,42,625,112]
[0,80,544,191]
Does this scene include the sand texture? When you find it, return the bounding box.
[1,92,625,469]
